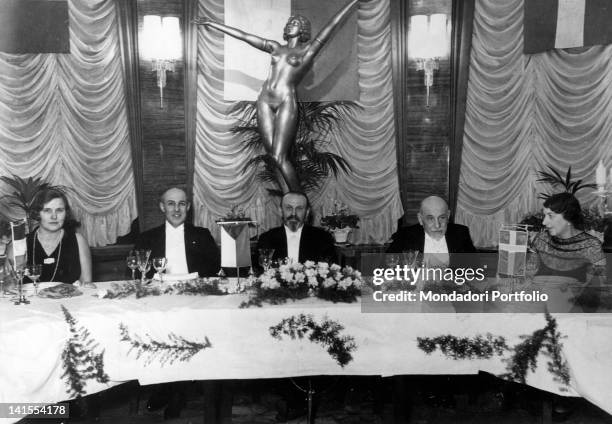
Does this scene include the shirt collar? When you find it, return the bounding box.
[424,231,446,245]
[284,224,304,237]
[165,221,184,233]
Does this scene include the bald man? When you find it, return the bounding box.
[136,187,220,278]
[387,195,476,266]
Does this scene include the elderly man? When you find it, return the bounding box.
[387,195,476,266]
[257,191,336,264]
[136,187,220,278]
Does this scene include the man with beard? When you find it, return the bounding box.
[256,191,336,264]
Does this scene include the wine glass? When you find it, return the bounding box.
[152,257,167,281]
[28,264,42,296]
[258,249,275,272]
[136,249,152,285]
[12,266,28,305]
[126,251,138,282]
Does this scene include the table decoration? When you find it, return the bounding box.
[61,306,109,397]
[119,323,212,366]
[95,278,237,300]
[417,312,570,392]
[240,261,363,308]
[269,313,357,367]
[320,201,359,245]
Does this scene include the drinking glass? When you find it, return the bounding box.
[28,264,42,296]
[152,257,167,281]
[126,251,138,282]
[385,254,400,269]
[258,249,275,272]
[136,249,152,285]
[13,266,28,305]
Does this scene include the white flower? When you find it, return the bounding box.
[96,289,108,298]
[353,270,362,279]
[280,271,293,282]
[305,268,316,278]
[290,262,304,272]
[318,268,329,278]
[304,260,316,268]
[317,262,329,269]
[338,278,353,290]
[279,264,290,274]
[330,263,341,272]
[333,272,342,281]
[307,276,318,287]
[294,272,305,283]
[323,278,336,288]
[261,276,281,289]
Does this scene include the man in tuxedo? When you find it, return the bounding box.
[257,191,336,264]
[387,195,476,267]
[136,187,220,278]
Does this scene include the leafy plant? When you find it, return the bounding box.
[0,175,69,220]
[320,201,359,229]
[536,166,597,199]
[232,101,356,194]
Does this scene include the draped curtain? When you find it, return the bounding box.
[0,0,137,246]
[456,0,612,247]
[193,0,403,243]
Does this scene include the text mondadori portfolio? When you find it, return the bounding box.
[372,290,549,302]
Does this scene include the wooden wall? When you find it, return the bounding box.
[136,0,187,231]
[393,0,452,225]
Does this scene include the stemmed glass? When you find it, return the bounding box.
[28,264,42,296]
[525,249,540,282]
[13,266,28,305]
[152,257,167,282]
[136,249,152,285]
[258,249,275,272]
[126,251,138,282]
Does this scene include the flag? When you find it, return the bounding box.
[10,220,27,269]
[497,225,528,277]
[524,0,612,53]
[223,0,359,101]
[0,0,69,54]
[218,222,253,268]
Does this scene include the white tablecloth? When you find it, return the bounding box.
[1,282,611,422]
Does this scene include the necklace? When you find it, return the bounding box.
[33,229,63,282]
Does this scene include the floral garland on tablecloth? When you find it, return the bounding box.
[119,323,212,366]
[240,261,363,308]
[61,306,109,397]
[269,314,357,367]
[95,279,229,299]
[417,313,570,391]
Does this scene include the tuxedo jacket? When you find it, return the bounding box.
[387,223,477,266]
[135,223,220,277]
[256,225,337,264]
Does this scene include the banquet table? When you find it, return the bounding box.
[1,281,611,423]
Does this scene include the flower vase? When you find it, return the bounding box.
[332,227,351,245]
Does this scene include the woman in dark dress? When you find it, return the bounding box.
[26,188,92,284]
[532,192,605,285]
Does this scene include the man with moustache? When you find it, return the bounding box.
[387,195,476,267]
[136,187,220,278]
[256,191,336,264]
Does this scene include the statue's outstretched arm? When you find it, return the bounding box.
[194,18,279,53]
[307,0,359,57]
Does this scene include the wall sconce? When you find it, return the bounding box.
[408,14,450,108]
[142,15,182,108]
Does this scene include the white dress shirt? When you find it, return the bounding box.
[165,222,189,274]
[284,225,304,263]
[423,232,450,267]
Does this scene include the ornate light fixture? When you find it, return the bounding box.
[142,15,182,108]
[408,14,450,108]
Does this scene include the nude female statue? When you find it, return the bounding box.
[195,0,359,192]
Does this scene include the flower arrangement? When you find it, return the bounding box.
[320,201,359,230]
[240,260,363,307]
[215,205,252,222]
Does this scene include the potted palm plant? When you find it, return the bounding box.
[232,101,356,195]
[0,175,70,231]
